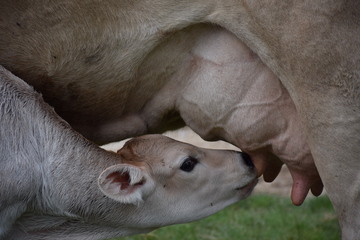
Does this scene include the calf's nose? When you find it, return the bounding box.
[240,152,254,169]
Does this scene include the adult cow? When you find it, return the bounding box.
[0,1,359,239]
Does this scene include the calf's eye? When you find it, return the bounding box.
[180,157,198,172]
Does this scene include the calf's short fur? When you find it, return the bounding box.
[0,65,256,240]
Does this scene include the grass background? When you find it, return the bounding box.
[116,194,340,240]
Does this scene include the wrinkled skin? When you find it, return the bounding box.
[171,26,324,204]
[0,1,359,238]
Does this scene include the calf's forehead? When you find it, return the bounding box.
[120,135,237,167]
[120,135,198,160]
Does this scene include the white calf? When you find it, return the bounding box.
[0,66,257,240]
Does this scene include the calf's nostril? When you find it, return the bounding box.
[240,152,254,169]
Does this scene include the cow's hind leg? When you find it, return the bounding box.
[299,86,360,239]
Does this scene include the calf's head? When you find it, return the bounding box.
[98,134,257,229]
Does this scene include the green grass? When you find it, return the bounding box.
[116,195,340,240]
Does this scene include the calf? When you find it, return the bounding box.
[0,65,257,240]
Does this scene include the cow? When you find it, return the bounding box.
[0,1,359,239]
[0,65,257,239]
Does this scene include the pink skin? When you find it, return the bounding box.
[252,152,323,205]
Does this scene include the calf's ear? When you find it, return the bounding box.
[98,164,155,205]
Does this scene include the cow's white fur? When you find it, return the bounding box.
[0,66,256,239]
[0,1,359,239]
